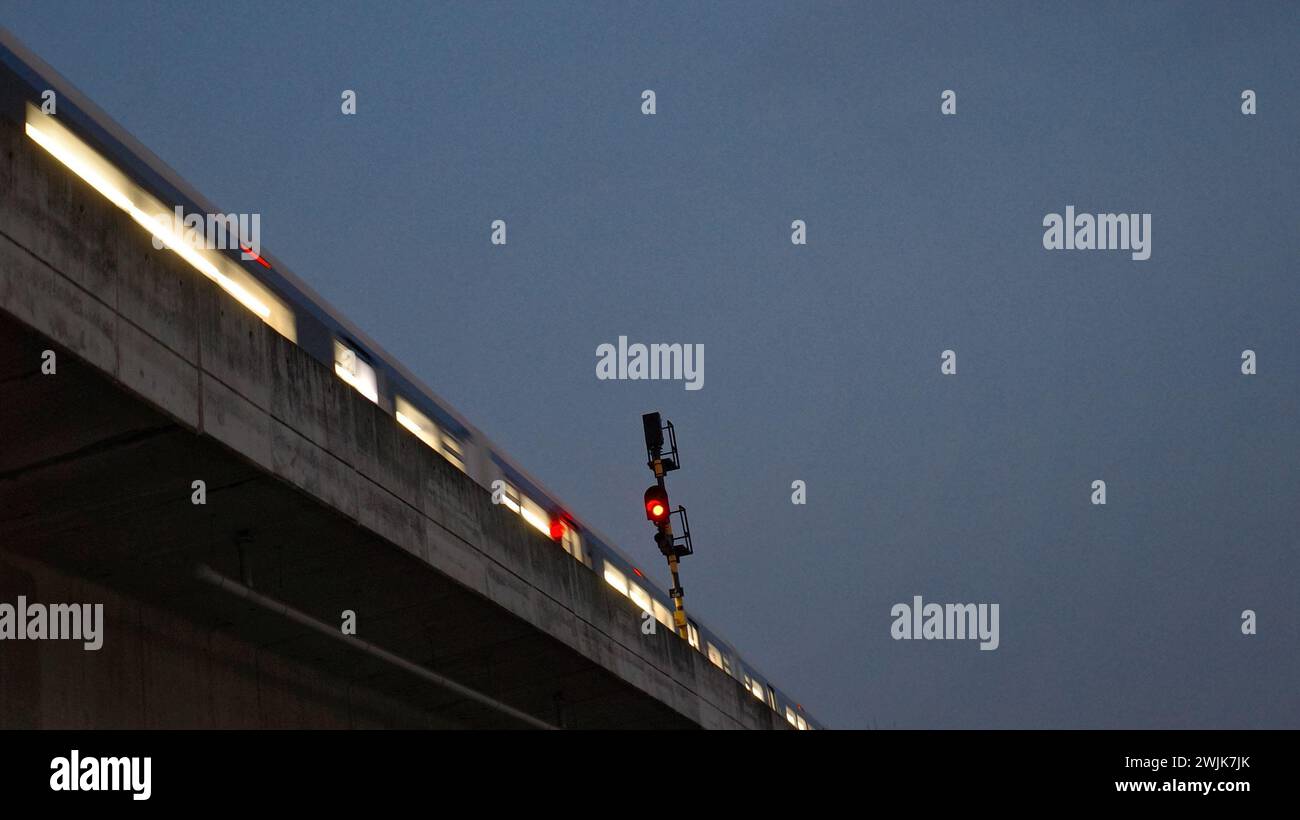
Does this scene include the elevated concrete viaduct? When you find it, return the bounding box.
[0,98,787,730]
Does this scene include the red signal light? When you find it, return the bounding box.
[549,518,567,541]
[644,486,670,523]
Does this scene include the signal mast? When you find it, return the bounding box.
[641,412,693,639]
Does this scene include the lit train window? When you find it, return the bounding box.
[706,643,723,669]
[23,105,296,343]
[766,686,777,711]
[786,707,798,727]
[334,340,378,403]
[652,600,673,630]
[750,677,765,701]
[558,526,585,564]
[603,562,628,596]
[492,477,553,538]
[395,402,438,449]
[496,480,522,513]
[628,584,653,616]
[439,432,465,472]
[721,654,734,677]
[687,622,700,650]
[395,397,466,473]
[796,715,808,731]
[518,494,551,537]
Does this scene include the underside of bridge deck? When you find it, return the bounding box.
[0,312,697,729]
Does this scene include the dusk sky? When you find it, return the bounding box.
[4,1,1296,728]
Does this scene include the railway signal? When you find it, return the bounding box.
[644,485,669,523]
[641,412,693,639]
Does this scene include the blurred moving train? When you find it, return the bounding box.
[0,29,821,730]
